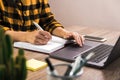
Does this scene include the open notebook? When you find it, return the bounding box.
[14,36,68,53]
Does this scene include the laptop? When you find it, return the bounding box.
[50,36,120,68]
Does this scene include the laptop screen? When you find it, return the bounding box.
[105,36,120,66]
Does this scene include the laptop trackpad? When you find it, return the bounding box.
[51,44,92,62]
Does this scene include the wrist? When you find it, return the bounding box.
[52,27,70,39]
[5,30,27,42]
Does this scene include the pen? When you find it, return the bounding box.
[33,21,50,39]
[64,64,72,76]
[69,55,82,76]
[33,21,43,31]
[73,52,95,75]
[45,57,54,71]
[45,57,58,75]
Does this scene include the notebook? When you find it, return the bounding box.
[14,35,68,53]
[50,36,120,68]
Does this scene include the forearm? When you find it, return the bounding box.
[5,30,27,42]
[52,27,70,39]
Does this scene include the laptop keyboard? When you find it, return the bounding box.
[82,44,113,63]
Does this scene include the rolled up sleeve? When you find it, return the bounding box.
[39,0,64,34]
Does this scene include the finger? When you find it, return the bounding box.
[36,31,51,41]
[77,34,85,45]
[34,39,48,45]
[81,35,85,44]
[75,33,83,47]
[79,35,85,46]
[39,31,51,39]
[36,34,49,41]
[73,32,83,47]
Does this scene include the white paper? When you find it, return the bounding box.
[14,35,67,53]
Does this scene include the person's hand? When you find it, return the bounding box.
[52,27,84,47]
[25,30,52,45]
[64,31,85,47]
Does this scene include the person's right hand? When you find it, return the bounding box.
[25,30,52,45]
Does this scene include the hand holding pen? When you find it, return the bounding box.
[32,21,52,45]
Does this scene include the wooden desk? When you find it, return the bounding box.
[14,26,120,80]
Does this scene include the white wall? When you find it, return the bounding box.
[49,0,120,30]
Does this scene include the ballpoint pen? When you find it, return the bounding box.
[33,21,43,31]
[33,21,51,39]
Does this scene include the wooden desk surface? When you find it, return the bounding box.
[13,26,120,80]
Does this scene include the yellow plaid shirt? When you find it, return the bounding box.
[0,0,63,33]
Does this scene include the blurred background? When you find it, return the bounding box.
[49,0,120,31]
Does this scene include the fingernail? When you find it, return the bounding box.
[79,44,82,47]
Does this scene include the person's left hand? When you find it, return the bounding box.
[64,31,85,47]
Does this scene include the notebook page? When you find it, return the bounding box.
[14,36,66,53]
[51,35,67,44]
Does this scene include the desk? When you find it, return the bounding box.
[14,26,120,80]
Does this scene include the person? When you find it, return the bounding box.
[0,0,84,46]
